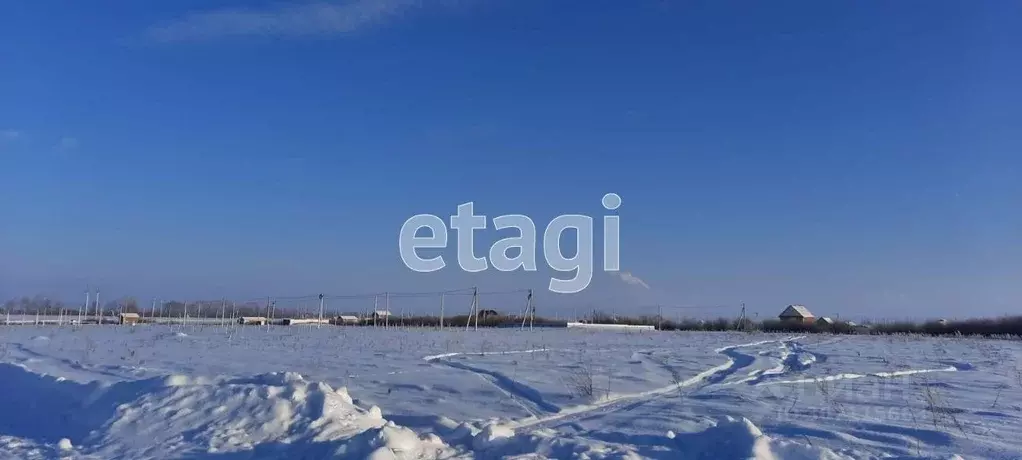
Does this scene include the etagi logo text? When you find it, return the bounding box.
[399,193,622,294]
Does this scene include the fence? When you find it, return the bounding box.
[1,287,749,331]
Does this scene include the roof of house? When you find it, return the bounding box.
[372,310,392,316]
[819,316,834,324]
[119,312,140,318]
[337,315,359,320]
[779,305,814,318]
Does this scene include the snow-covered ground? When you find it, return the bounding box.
[0,325,1019,459]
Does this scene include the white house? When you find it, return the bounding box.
[335,315,360,325]
[367,310,393,325]
[238,316,268,326]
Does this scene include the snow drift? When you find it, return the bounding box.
[0,362,853,459]
[0,363,454,459]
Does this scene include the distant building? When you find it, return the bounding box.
[335,315,360,325]
[778,305,815,324]
[281,318,329,326]
[370,310,392,323]
[119,312,141,325]
[238,316,268,326]
[818,317,835,325]
[478,309,500,319]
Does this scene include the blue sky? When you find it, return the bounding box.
[1,0,1020,319]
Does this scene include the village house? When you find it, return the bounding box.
[334,315,360,325]
[237,316,268,326]
[369,310,392,324]
[119,312,141,325]
[778,305,815,324]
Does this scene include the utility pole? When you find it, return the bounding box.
[657,305,663,331]
[95,290,101,324]
[465,288,477,332]
[151,298,158,323]
[473,287,479,330]
[318,294,325,328]
[439,293,445,330]
[738,302,747,331]
[373,295,379,328]
[520,291,529,330]
[82,289,89,325]
[264,297,271,330]
[219,298,227,328]
[527,289,534,330]
[385,292,390,329]
[520,289,534,331]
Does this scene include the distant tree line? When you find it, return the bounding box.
[597,313,1022,338]
[3,295,1020,337]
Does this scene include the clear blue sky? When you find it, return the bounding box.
[1,0,1020,319]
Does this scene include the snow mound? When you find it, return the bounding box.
[464,427,647,459]
[335,421,450,459]
[0,363,456,459]
[471,423,515,450]
[674,416,853,460]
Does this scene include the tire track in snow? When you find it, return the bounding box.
[705,347,758,384]
[706,336,808,385]
[720,338,961,387]
[755,366,959,386]
[434,358,560,415]
[423,348,566,418]
[501,335,806,431]
[422,348,556,363]
[730,338,818,385]
[508,355,735,431]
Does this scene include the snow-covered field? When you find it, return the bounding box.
[0,325,1019,459]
